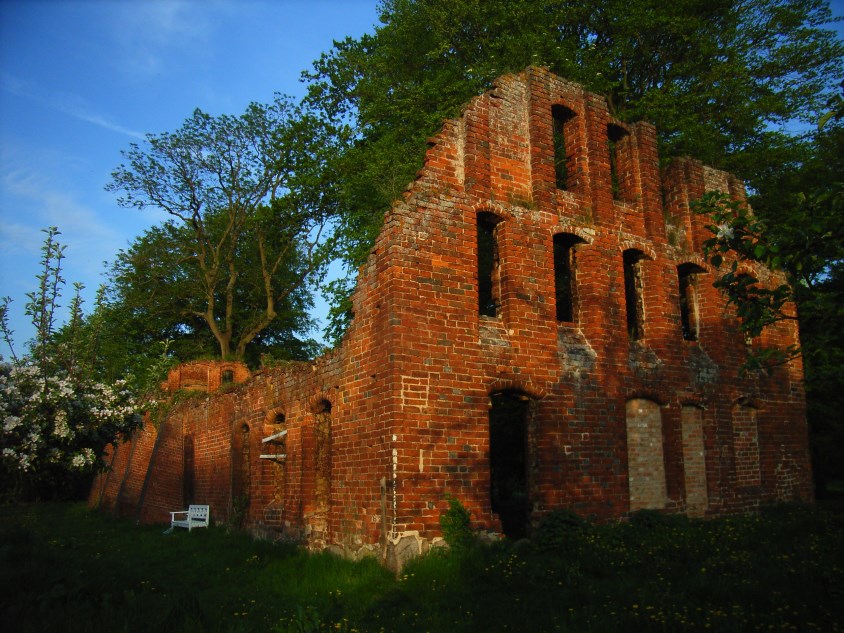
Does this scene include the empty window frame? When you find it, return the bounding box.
[734,272,759,347]
[553,233,586,322]
[678,263,706,341]
[477,212,503,317]
[314,400,332,512]
[552,105,577,190]
[607,124,629,200]
[623,249,647,340]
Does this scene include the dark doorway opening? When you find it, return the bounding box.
[489,391,531,539]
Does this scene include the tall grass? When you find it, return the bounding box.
[1,502,842,632]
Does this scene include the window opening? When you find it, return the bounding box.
[489,391,532,539]
[734,273,758,347]
[183,435,195,506]
[552,105,576,190]
[608,124,628,200]
[240,424,251,490]
[678,263,705,341]
[261,412,287,460]
[314,400,332,513]
[623,250,646,340]
[554,233,586,322]
[232,424,251,525]
[477,212,502,317]
[222,369,234,385]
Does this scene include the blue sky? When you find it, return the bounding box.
[0,0,380,353]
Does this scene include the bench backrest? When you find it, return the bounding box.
[188,505,210,521]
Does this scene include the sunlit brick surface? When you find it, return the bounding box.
[91,68,812,555]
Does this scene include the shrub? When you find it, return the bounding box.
[534,508,589,551]
[439,495,473,550]
[628,508,690,529]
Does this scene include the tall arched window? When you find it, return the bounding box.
[552,105,577,190]
[607,124,630,200]
[623,249,647,340]
[477,212,503,317]
[678,263,706,341]
[232,424,251,526]
[314,400,332,513]
[183,434,195,506]
[553,233,586,323]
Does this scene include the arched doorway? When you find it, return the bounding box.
[489,391,533,539]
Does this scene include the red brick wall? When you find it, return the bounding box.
[95,68,812,551]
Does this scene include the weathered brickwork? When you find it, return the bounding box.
[91,68,812,561]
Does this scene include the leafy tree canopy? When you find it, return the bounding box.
[107,97,340,361]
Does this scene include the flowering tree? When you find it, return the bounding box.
[0,228,142,500]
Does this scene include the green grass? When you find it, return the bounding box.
[1,503,843,632]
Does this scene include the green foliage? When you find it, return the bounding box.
[303,0,843,339]
[439,494,473,550]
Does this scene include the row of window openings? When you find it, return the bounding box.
[478,215,704,341]
[553,105,629,200]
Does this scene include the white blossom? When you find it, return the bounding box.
[1,359,140,475]
[3,415,22,432]
[716,224,735,240]
[53,411,72,439]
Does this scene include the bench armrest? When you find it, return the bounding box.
[170,510,188,519]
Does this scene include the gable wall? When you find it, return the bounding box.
[91,68,812,557]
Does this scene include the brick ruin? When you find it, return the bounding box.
[90,67,812,565]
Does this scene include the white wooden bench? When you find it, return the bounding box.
[167,504,210,532]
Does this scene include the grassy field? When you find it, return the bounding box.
[1,502,842,632]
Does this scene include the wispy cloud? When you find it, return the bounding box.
[108,0,223,77]
[58,106,146,140]
[1,71,145,139]
[1,166,123,264]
